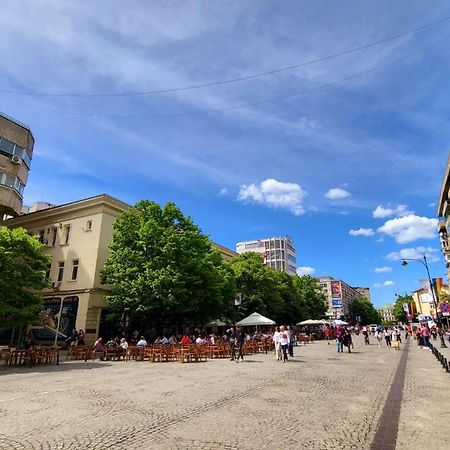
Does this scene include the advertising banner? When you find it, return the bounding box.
[331,281,341,298]
[332,299,342,308]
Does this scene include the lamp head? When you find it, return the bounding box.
[401,260,408,267]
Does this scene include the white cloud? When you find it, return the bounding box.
[325,188,351,200]
[375,266,392,273]
[383,280,394,286]
[237,178,307,215]
[372,204,414,218]
[386,246,440,263]
[373,283,381,288]
[378,215,438,244]
[428,202,436,208]
[376,237,384,243]
[296,266,316,276]
[349,228,375,237]
[219,187,229,196]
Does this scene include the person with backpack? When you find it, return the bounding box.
[235,327,246,363]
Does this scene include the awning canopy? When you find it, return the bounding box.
[332,319,349,326]
[236,312,275,326]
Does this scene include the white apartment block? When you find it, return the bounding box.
[236,236,297,276]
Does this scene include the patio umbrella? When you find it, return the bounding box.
[332,319,349,326]
[297,319,326,326]
[236,312,275,326]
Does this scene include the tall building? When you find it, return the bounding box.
[319,276,369,319]
[4,194,237,343]
[377,304,395,323]
[438,153,450,282]
[0,112,34,218]
[236,236,297,275]
[353,287,372,303]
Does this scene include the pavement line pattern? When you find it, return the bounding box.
[371,338,410,450]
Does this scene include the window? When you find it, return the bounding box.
[38,230,45,243]
[57,262,64,282]
[62,225,71,245]
[71,259,79,281]
[0,170,25,195]
[86,220,92,231]
[51,228,57,246]
[45,262,51,281]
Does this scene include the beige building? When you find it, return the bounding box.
[0,112,34,218]
[353,287,372,303]
[412,284,449,319]
[438,154,450,282]
[377,304,395,323]
[4,194,237,343]
[319,276,366,318]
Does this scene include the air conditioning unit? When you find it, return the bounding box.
[11,155,22,164]
[42,238,48,245]
[52,281,61,289]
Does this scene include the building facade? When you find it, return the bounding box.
[377,304,395,323]
[319,276,369,319]
[4,194,237,343]
[353,287,372,303]
[438,154,450,282]
[236,236,297,275]
[0,112,34,218]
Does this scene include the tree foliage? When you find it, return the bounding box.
[228,253,327,324]
[101,201,234,330]
[349,297,382,325]
[393,294,415,323]
[0,226,51,329]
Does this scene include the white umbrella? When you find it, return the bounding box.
[297,319,326,326]
[332,319,349,326]
[236,312,275,326]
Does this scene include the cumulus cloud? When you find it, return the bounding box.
[325,188,351,200]
[375,266,392,273]
[349,228,375,237]
[386,247,440,263]
[296,266,316,276]
[377,215,438,244]
[219,187,229,196]
[237,178,307,215]
[373,283,381,288]
[372,204,414,218]
[383,280,394,286]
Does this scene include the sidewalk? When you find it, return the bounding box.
[396,338,450,449]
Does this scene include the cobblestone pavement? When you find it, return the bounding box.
[396,339,450,450]
[0,337,444,450]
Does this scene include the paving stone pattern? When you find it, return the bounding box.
[0,337,424,450]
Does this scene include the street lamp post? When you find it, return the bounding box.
[401,255,447,348]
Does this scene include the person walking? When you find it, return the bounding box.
[325,326,331,345]
[335,326,344,353]
[279,326,290,362]
[384,328,392,347]
[375,327,383,347]
[288,326,295,357]
[343,330,352,353]
[235,327,245,362]
[228,328,236,361]
[273,326,281,361]
[422,324,431,349]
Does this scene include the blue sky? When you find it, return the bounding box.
[1,1,449,306]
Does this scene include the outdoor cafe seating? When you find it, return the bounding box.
[0,347,59,367]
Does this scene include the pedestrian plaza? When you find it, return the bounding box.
[0,336,448,450]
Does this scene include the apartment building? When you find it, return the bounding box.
[438,154,450,282]
[4,194,237,343]
[0,112,34,218]
[377,304,395,323]
[353,287,372,303]
[319,276,369,318]
[236,236,297,275]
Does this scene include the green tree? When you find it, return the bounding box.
[228,252,281,320]
[393,294,414,323]
[0,226,51,329]
[101,201,233,331]
[293,275,328,321]
[349,297,382,324]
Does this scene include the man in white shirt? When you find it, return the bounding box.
[279,326,290,362]
[273,327,281,361]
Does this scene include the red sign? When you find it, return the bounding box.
[331,281,341,298]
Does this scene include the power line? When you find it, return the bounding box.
[1,14,450,98]
[22,33,449,119]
